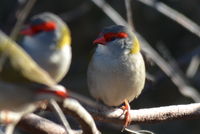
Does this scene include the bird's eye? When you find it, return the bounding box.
[104,33,117,42]
[106,37,116,42]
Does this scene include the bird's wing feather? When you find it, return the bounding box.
[0,31,55,87]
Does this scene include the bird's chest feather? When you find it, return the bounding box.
[88,46,145,106]
[92,46,140,82]
[22,36,61,66]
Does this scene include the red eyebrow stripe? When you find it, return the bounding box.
[21,21,56,35]
[104,32,128,38]
[104,32,128,41]
[93,32,128,45]
[31,21,56,32]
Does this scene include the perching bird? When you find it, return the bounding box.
[21,12,71,82]
[87,25,145,127]
[0,30,68,124]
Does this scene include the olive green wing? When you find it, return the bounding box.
[0,30,55,87]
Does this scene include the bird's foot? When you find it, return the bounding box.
[120,100,131,127]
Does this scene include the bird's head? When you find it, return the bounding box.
[93,25,140,54]
[21,12,71,49]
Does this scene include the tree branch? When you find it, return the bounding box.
[89,103,200,125]
[18,98,101,134]
[17,92,200,133]
[68,92,200,125]
[18,113,82,134]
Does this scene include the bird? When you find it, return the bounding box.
[20,12,71,82]
[87,25,145,127]
[0,30,68,124]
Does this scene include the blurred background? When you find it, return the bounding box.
[1,0,200,133]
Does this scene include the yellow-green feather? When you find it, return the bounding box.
[130,35,140,54]
[56,25,71,49]
[0,31,55,87]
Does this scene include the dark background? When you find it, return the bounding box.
[1,0,200,133]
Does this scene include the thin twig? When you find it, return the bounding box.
[141,38,200,102]
[68,90,107,110]
[91,0,127,25]
[178,46,200,65]
[59,3,91,22]
[186,55,200,78]
[125,0,134,31]
[49,99,73,134]
[10,0,37,40]
[124,128,155,134]
[61,98,100,134]
[156,43,200,102]
[136,0,200,39]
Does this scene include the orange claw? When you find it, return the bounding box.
[121,99,131,127]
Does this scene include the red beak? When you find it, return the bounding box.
[93,36,106,45]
